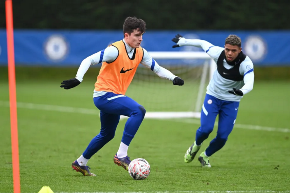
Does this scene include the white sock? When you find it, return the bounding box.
[77,155,89,166]
[117,142,128,158]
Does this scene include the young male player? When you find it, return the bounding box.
[60,17,184,176]
[172,34,254,167]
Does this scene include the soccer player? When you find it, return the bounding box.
[172,34,254,167]
[60,17,184,176]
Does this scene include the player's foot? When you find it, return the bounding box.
[184,141,201,163]
[72,161,96,176]
[198,152,211,167]
[114,154,131,171]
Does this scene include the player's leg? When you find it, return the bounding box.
[184,94,219,163]
[94,92,146,170]
[202,100,239,166]
[82,111,120,158]
[196,94,220,145]
[72,99,120,176]
[196,95,222,167]
[113,96,146,170]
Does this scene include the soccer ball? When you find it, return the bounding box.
[128,158,150,180]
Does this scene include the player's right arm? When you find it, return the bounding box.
[75,46,118,82]
[60,46,118,89]
[171,34,223,60]
[141,48,184,86]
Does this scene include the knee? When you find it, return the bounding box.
[197,129,210,138]
[131,105,146,118]
[216,135,228,143]
[99,131,115,141]
[199,125,214,135]
[138,105,146,117]
[107,132,115,140]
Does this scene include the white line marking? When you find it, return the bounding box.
[1,101,289,133]
[0,101,97,115]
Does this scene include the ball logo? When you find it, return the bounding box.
[208,99,212,104]
[244,35,267,61]
[44,35,68,61]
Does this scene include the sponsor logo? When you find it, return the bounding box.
[120,67,134,73]
[244,35,267,61]
[208,99,212,104]
[44,35,68,61]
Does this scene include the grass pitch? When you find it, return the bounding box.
[1,75,290,192]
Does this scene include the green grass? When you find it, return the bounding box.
[1,75,290,192]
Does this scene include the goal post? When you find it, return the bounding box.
[125,51,215,119]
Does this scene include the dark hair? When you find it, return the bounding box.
[225,35,242,47]
[123,17,146,35]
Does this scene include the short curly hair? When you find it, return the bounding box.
[123,17,146,35]
[225,35,242,47]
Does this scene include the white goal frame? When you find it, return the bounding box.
[143,51,216,119]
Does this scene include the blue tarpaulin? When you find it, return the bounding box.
[0,30,289,66]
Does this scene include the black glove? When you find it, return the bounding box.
[173,77,184,86]
[172,34,184,48]
[228,88,243,96]
[60,78,81,89]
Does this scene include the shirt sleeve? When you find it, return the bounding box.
[178,38,223,60]
[140,48,176,81]
[75,46,118,82]
[240,58,254,95]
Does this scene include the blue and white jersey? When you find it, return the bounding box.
[178,38,254,102]
[206,46,254,101]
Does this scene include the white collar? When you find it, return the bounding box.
[122,39,134,53]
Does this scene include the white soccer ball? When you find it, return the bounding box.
[128,158,150,180]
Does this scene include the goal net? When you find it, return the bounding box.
[125,51,215,119]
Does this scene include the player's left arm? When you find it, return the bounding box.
[140,48,184,86]
[229,60,254,96]
[240,61,254,95]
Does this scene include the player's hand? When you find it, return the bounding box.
[172,34,184,48]
[173,77,184,86]
[228,88,243,96]
[60,78,81,89]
